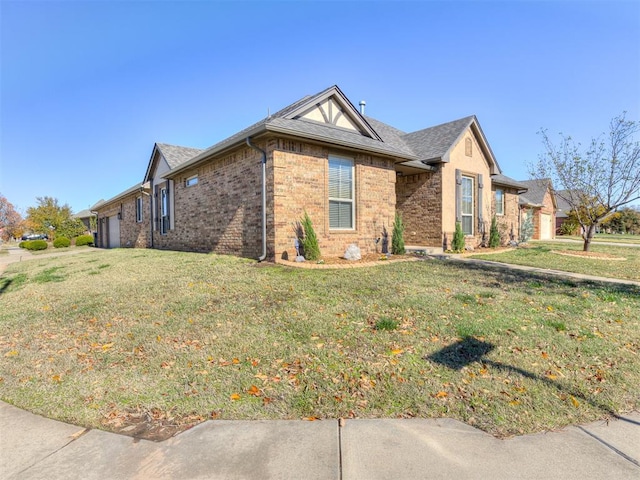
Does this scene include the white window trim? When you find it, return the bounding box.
[461,175,474,236]
[495,188,505,216]
[136,196,143,223]
[328,155,355,230]
[185,174,198,187]
[160,187,169,235]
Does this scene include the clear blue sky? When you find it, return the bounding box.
[1,0,639,214]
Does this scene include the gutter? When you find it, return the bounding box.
[246,137,267,262]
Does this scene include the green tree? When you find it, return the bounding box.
[533,113,640,251]
[391,212,405,255]
[300,211,321,261]
[488,216,501,248]
[26,196,79,239]
[520,210,534,242]
[451,221,465,252]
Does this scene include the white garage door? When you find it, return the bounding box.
[540,214,552,240]
[108,215,120,248]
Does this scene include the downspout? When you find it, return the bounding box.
[246,137,267,262]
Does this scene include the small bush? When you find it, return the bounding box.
[452,222,465,252]
[300,211,321,261]
[53,237,71,248]
[489,216,500,248]
[18,241,27,249]
[391,212,405,255]
[24,240,48,251]
[75,234,94,247]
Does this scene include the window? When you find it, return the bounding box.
[328,155,354,229]
[495,189,504,216]
[461,176,474,235]
[186,175,198,187]
[160,187,169,235]
[136,196,143,223]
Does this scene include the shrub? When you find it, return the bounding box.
[391,212,405,255]
[452,221,465,252]
[24,240,48,251]
[489,216,500,248]
[18,241,27,249]
[520,209,534,243]
[53,237,71,248]
[559,220,578,236]
[75,234,94,247]
[300,211,321,261]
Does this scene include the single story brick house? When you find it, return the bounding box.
[518,179,557,240]
[94,85,526,260]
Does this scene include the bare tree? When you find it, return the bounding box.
[533,113,640,251]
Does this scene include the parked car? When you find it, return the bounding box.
[21,233,48,241]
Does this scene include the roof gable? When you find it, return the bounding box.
[143,143,203,182]
[401,116,501,174]
[518,178,557,208]
[283,85,382,141]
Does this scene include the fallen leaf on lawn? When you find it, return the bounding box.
[435,391,448,398]
[247,385,261,396]
[570,396,580,408]
[390,349,404,355]
[232,358,240,364]
[303,416,319,421]
[52,374,61,382]
[541,352,549,359]
[262,397,272,405]
[509,400,521,406]
[4,350,18,357]
[546,373,558,380]
[230,393,241,401]
[101,343,114,351]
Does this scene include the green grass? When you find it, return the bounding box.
[470,242,640,281]
[560,233,640,245]
[0,249,638,438]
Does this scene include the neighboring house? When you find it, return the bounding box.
[554,190,574,233]
[94,85,525,260]
[518,179,557,240]
[72,209,95,234]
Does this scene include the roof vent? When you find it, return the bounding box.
[359,100,366,115]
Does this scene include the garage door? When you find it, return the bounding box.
[108,215,120,248]
[540,214,552,240]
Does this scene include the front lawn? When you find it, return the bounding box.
[1,249,638,439]
[559,233,640,245]
[469,242,640,282]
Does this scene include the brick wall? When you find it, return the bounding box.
[492,186,520,244]
[95,193,150,248]
[271,138,396,259]
[156,144,264,258]
[395,170,443,247]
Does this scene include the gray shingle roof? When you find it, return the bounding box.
[156,143,204,169]
[518,178,553,207]
[492,174,528,190]
[163,86,512,181]
[402,116,476,162]
[554,190,574,218]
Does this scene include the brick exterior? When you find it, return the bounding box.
[492,186,520,244]
[271,139,396,259]
[396,170,443,247]
[95,192,150,249]
[154,144,264,257]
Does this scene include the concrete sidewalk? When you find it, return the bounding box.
[0,401,637,479]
